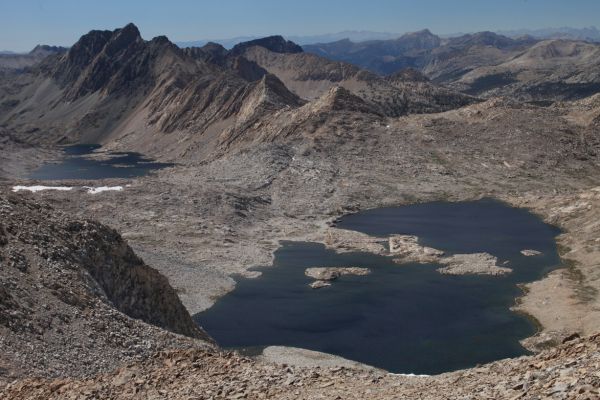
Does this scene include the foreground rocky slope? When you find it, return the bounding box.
[0,193,212,383]
[2,332,598,399]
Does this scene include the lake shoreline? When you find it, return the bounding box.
[195,199,563,374]
[3,149,599,374]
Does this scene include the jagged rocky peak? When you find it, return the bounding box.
[68,23,142,60]
[231,56,268,81]
[100,22,143,56]
[236,73,304,121]
[256,73,303,106]
[396,28,441,48]
[54,24,138,85]
[48,23,185,99]
[231,35,303,55]
[315,85,381,115]
[64,29,112,67]
[60,23,143,70]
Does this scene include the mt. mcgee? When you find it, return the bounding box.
[0,23,473,161]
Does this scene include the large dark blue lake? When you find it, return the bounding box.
[194,199,561,375]
[29,144,173,180]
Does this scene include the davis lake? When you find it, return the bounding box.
[28,144,174,180]
[194,199,561,375]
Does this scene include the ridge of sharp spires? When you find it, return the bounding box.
[107,23,143,50]
[120,22,142,38]
[65,23,142,63]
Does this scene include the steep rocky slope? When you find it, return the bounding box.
[240,44,475,116]
[0,193,212,383]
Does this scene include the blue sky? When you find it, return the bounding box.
[1,0,600,51]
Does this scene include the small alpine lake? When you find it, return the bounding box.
[28,144,174,180]
[194,199,562,375]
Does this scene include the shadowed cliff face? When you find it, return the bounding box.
[0,193,208,338]
[0,193,213,380]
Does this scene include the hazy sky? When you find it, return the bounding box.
[1,0,600,51]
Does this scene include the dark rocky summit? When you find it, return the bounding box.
[230,35,304,56]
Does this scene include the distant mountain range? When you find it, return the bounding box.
[176,30,404,49]
[301,29,600,100]
[0,45,67,70]
[3,26,597,55]
[176,27,600,49]
[497,26,600,42]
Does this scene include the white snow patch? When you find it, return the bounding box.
[12,185,73,193]
[85,186,124,194]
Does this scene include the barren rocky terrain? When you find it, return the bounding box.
[1,22,600,398]
[304,30,600,102]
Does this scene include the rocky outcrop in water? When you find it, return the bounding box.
[389,234,445,264]
[322,229,512,276]
[521,249,542,256]
[322,228,387,255]
[305,267,371,289]
[438,253,512,276]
